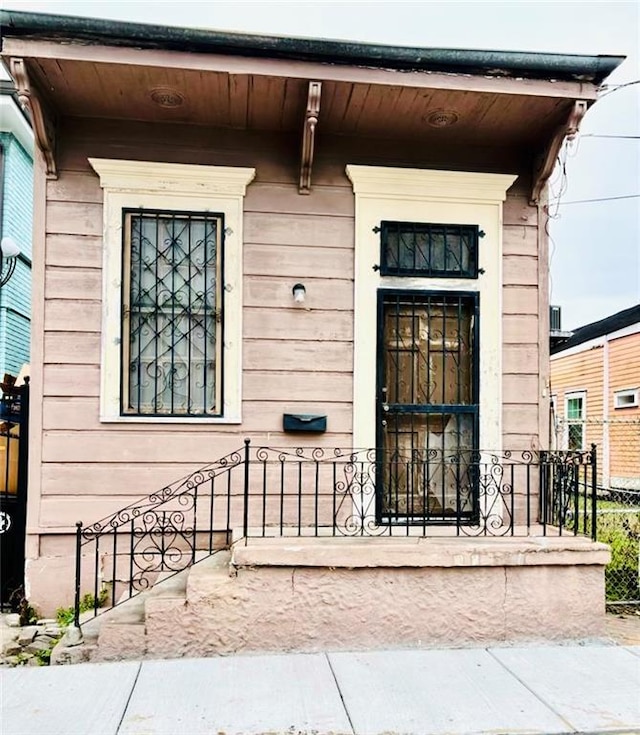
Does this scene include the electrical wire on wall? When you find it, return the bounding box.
[545,137,573,309]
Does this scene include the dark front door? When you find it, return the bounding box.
[376,291,479,523]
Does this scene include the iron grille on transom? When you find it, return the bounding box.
[121,209,224,416]
[379,221,480,278]
[377,291,479,523]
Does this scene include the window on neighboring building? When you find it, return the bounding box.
[379,221,480,278]
[122,209,224,417]
[614,388,639,410]
[565,391,586,450]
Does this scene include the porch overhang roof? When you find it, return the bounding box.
[0,10,625,199]
[0,10,623,85]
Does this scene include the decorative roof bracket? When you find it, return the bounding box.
[9,57,58,179]
[299,81,321,195]
[530,99,587,205]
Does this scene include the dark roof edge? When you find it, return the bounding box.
[551,304,640,354]
[0,9,625,84]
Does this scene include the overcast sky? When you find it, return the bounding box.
[3,0,639,330]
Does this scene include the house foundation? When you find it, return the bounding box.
[140,536,610,660]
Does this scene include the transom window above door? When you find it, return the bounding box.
[378,220,481,278]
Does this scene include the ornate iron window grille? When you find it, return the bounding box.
[379,220,480,278]
[121,209,224,417]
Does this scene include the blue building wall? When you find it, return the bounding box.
[0,132,33,378]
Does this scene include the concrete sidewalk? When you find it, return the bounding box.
[2,644,639,735]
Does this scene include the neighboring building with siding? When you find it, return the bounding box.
[0,11,621,649]
[0,81,33,379]
[551,304,640,490]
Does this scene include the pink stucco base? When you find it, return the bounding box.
[141,536,610,659]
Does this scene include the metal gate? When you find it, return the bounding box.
[0,379,29,609]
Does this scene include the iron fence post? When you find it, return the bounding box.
[539,450,548,533]
[74,521,82,628]
[243,439,250,539]
[590,443,597,541]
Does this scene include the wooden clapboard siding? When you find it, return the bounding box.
[551,347,605,421]
[37,122,358,528]
[551,329,640,487]
[244,244,353,279]
[42,398,353,433]
[33,115,544,532]
[503,287,538,315]
[550,343,604,482]
[44,332,101,364]
[243,341,352,372]
[41,462,229,496]
[45,234,103,268]
[43,365,100,397]
[244,277,352,311]
[609,332,640,408]
[244,212,354,247]
[503,405,539,437]
[44,299,101,333]
[46,267,102,299]
[503,223,538,256]
[503,256,538,286]
[244,308,352,342]
[42,431,353,464]
[501,190,541,448]
[608,332,640,481]
[46,201,103,237]
[245,183,353,218]
[243,372,352,402]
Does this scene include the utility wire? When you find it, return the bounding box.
[548,194,640,206]
[598,79,640,98]
[580,134,640,139]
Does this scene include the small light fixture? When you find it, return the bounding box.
[0,237,21,288]
[292,283,306,304]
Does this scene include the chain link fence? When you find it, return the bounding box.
[554,418,640,609]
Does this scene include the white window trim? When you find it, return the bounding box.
[614,387,639,409]
[564,390,587,450]
[89,159,255,423]
[346,165,517,452]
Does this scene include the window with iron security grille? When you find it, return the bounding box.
[122,210,224,417]
[379,221,480,278]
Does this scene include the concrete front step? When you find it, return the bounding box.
[51,557,213,665]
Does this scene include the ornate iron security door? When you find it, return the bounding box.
[376,291,479,523]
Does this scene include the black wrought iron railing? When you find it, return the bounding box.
[73,442,597,626]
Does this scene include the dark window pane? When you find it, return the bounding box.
[122,210,223,416]
[380,221,479,278]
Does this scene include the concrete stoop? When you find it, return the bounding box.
[51,551,231,665]
[52,536,611,664]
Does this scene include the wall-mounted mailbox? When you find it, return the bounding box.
[283,413,327,433]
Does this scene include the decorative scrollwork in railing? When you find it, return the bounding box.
[81,448,243,542]
[73,442,597,627]
[129,504,195,593]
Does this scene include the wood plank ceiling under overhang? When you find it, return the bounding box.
[29,57,573,148]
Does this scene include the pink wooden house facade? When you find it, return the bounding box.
[0,10,623,655]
